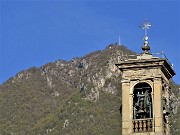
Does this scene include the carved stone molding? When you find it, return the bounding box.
[123,68,161,80]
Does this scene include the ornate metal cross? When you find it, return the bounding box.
[140,19,152,37]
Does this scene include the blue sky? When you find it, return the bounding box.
[0,0,179,84]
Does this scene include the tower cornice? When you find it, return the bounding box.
[116,58,175,80]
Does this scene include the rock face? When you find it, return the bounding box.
[0,44,179,135]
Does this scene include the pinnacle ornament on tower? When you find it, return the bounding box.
[140,19,151,54]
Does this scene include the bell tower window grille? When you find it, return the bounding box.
[132,83,153,132]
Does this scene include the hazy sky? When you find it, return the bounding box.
[1,0,179,84]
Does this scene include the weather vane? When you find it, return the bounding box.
[140,19,152,37]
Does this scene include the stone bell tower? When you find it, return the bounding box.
[116,20,175,135]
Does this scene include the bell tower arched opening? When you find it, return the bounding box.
[132,82,153,132]
[133,82,152,119]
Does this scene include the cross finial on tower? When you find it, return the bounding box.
[140,19,152,54]
[142,19,151,37]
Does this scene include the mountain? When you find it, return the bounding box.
[0,44,179,135]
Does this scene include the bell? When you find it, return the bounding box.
[138,109,144,113]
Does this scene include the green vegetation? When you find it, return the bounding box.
[31,90,121,135]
